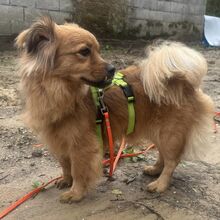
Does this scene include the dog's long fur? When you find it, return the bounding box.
[16,17,214,203]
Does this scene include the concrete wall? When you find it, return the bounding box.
[127,0,207,40]
[0,0,207,40]
[0,0,73,35]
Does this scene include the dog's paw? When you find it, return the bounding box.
[143,165,162,176]
[146,180,168,193]
[59,190,84,204]
[56,177,72,189]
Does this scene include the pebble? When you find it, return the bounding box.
[208,60,215,65]
[108,176,116,182]
[30,162,35,167]
[6,144,13,149]
[32,149,43,158]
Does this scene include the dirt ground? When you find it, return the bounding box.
[0,42,220,220]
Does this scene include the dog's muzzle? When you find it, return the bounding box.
[81,64,115,88]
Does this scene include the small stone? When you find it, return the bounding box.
[6,144,13,149]
[3,157,8,161]
[208,60,215,65]
[43,152,49,157]
[134,203,140,208]
[32,149,43,158]
[125,176,136,185]
[122,178,128,183]
[30,162,35,167]
[108,176,116,182]
[112,189,123,195]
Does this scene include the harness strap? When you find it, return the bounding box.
[112,72,135,135]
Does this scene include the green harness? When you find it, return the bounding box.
[91,72,135,148]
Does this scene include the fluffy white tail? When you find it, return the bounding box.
[141,41,208,106]
[184,92,214,160]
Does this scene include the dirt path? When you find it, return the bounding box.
[0,44,220,220]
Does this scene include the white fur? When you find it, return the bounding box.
[141,42,208,106]
[183,92,214,160]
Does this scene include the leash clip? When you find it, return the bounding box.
[98,89,108,114]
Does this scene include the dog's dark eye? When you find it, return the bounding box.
[79,47,91,57]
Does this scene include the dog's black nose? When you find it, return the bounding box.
[106,64,115,77]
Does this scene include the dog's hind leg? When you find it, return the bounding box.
[143,151,164,176]
[146,135,184,193]
[56,156,73,189]
[60,135,102,203]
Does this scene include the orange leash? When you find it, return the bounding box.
[0,176,62,219]
[103,112,115,177]
[113,137,126,173]
[102,143,155,166]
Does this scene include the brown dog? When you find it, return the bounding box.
[16,17,214,203]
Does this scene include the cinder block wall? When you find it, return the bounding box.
[127,0,207,40]
[0,0,73,35]
[0,0,207,40]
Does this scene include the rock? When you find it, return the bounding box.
[30,162,35,167]
[208,60,215,65]
[32,149,43,158]
[6,144,13,148]
[108,176,116,182]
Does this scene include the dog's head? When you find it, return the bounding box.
[16,16,115,88]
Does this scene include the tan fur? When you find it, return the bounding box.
[16,17,214,203]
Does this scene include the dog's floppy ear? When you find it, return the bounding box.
[16,16,58,74]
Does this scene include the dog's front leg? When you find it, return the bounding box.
[56,156,73,189]
[60,137,102,203]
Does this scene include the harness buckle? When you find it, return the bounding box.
[121,85,135,102]
[127,96,134,102]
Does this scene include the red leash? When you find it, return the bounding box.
[0,176,62,219]
[113,137,126,173]
[102,143,155,166]
[103,112,115,177]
